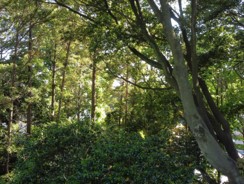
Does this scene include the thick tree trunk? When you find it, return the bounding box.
[171,0,239,163]
[148,0,244,183]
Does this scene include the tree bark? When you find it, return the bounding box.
[147,0,243,183]
[173,0,239,162]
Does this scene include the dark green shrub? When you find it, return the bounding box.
[11,121,196,184]
[79,130,195,184]
[11,121,100,184]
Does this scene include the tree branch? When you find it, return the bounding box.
[198,77,239,161]
[103,0,118,24]
[129,0,177,89]
[54,0,95,23]
[107,67,171,91]
[191,0,198,89]
[128,46,163,70]
[170,7,191,64]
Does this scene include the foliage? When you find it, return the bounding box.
[9,121,198,184]
[125,89,180,135]
[237,158,244,177]
[0,0,243,182]
[0,126,7,175]
[10,121,96,183]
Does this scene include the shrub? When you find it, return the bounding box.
[11,121,196,184]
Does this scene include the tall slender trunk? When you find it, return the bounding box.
[77,83,82,122]
[124,64,129,125]
[91,58,96,123]
[6,109,13,174]
[119,93,123,127]
[50,44,57,121]
[191,0,198,90]
[0,45,2,60]
[57,41,71,121]
[27,22,33,134]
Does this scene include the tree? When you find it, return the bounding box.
[57,40,71,121]
[0,0,243,182]
[90,53,97,123]
[52,0,244,182]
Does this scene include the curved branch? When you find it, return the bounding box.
[103,0,118,24]
[129,0,177,89]
[54,0,95,22]
[128,46,163,70]
[107,67,171,91]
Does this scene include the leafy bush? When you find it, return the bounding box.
[10,121,196,184]
[11,121,100,184]
[80,130,195,184]
[0,126,7,176]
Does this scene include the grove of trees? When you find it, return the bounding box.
[0,0,243,183]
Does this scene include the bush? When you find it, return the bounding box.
[80,130,195,183]
[11,121,100,184]
[10,121,196,184]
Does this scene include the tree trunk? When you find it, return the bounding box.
[57,40,71,121]
[148,0,244,183]
[199,78,239,161]
[124,63,129,125]
[191,0,198,90]
[27,22,33,134]
[0,45,3,60]
[77,83,82,122]
[91,57,96,123]
[6,108,13,174]
[50,44,57,121]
